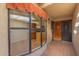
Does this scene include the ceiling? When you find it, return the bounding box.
[37,3,77,21]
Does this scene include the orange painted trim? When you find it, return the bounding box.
[6,3,48,20]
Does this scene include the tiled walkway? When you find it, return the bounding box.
[43,41,77,56]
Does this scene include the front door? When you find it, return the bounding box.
[54,22,62,41]
[61,20,72,42]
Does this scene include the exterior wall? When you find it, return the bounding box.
[0,4,8,55]
[47,20,52,44]
[72,4,79,55]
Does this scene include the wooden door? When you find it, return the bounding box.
[54,22,62,41]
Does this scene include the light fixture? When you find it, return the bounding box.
[77,12,79,18]
[74,30,77,34]
[75,22,79,27]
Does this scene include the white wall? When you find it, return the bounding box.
[0,4,8,55]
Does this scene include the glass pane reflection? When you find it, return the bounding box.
[42,21,46,45]
[9,10,30,55]
[31,16,41,51]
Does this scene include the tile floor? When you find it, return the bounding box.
[43,41,77,56]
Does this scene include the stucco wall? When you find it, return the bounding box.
[0,4,8,55]
[72,4,79,55]
[47,20,52,44]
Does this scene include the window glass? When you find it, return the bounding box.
[9,10,30,55]
[42,20,47,45]
[31,15,41,51]
[9,9,47,55]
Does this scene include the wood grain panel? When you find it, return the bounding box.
[54,22,61,40]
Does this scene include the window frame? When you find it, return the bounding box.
[8,9,47,56]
